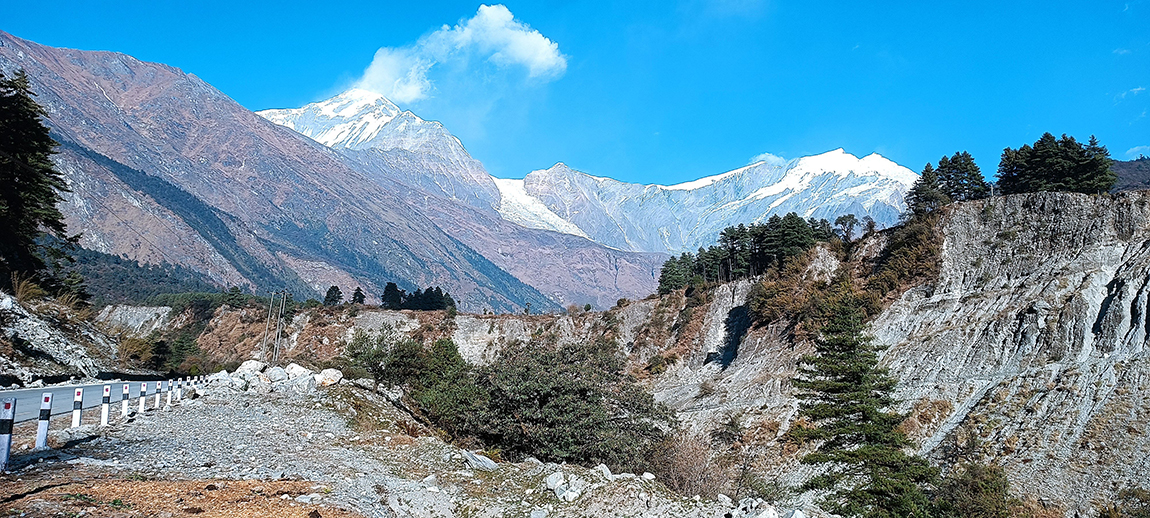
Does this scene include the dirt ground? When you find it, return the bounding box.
[0,464,367,518]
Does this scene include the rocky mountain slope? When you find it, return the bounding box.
[94,190,1150,515]
[0,30,555,313]
[259,87,667,308]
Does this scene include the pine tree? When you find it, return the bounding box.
[997,133,1115,194]
[351,286,366,305]
[323,285,343,306]
[935,151,989,201]
[0,69,72,289]
[905,163,950,218]
[790,289,937,517]
[381,282,404,309]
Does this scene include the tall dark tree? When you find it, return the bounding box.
[905,163,951,218]
[790,289,937,517]
[835,214,859,242]
[997,132,1115,194]
[0,69,72,290]
[323,285,343,306]
[381,282,404,309]
[351,286,366,304]
[935,151,990,202]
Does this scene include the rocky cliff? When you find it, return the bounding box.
[85,191,1150,515]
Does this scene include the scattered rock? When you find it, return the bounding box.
[641,472,655,481]
[545,472,565,491]
[463,450,498,471]
[593,463,612,481]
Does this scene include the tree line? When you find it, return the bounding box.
[657,213,841,294]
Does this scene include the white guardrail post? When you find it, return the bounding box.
[138,382,147,414]
[165,380,173,407]
[0,398,14,471]
[121,383,130,418]
[35,393,51,449]
[101,385,111,426]
[71,388,83,428]
[154,381,162,409]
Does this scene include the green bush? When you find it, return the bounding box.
[473,339,674,468]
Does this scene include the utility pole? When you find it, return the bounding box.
[272,290,287,364]
[259,290,277,361]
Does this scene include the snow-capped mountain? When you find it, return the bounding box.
[261,87,917,262]
[498,149,917,254]
[258,89,501,208]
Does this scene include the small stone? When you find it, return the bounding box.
[593,464,612,481]
[544,472,565,490]
[641,472,655,481]
[717,493,733,507]
[530,509,549,518]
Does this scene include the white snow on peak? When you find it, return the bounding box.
[793,148,918,184]
[657,163,757,191]
[493,178,589,238]
[257,88,407,150]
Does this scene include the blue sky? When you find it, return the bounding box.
[4,1,1148,183]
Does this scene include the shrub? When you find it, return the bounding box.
[118,337,154,365]
[932,463,1013,518]
[473,338,674,468]
[647,434,727,499]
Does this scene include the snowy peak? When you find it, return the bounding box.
[496,149,918,254]
[258,88,402,149]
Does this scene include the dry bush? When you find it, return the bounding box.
[1010,496,1064,518]
[648,434,728,499]
[118,337,154,365]
[11,272,46,304]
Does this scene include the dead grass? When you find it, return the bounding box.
[0,471,363,518]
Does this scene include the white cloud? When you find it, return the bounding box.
[1114,48,1132,55]
[750,152,788,166]
[1115,86,1145,103]
[1127,145,1150,159]
[355,4,567,104]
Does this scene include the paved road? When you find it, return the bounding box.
[0,380,189,424]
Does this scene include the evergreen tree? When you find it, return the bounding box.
[0,69,72,289]
[790,290,937,517]
[381,282,405,309]
[323,285,343,306]
[935,151,989,201]
[905,163,951,218]
[351,286,366,305]
[997,133,1115,194]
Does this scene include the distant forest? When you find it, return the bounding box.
[67,245,220,306]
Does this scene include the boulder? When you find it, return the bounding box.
[280,374,316,395]
[641,472,655,481]
[755,505,780,518]
[248,377,272,395]
[235,360,267,375]
[545,472,565,490]
[285,363,312,379]
[783,510,806,518]
[316,368,343,387]
[265,366,289,383]
[463,450,498,471]
[593,464,612,481]
[717,494,733,507]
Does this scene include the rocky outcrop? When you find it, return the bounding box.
[0,292,123,383]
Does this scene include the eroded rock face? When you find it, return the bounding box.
[875,192,1150,513]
